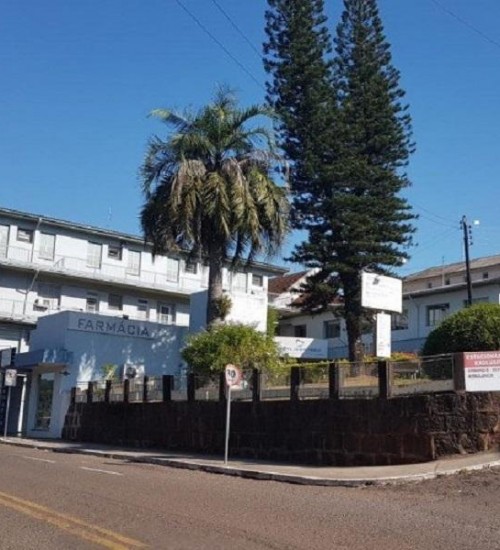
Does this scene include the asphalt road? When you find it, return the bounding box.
[0,445,498,549]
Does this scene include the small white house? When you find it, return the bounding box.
[14,311,188,438]
[269,255,500,358]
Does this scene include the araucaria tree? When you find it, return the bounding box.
[140,89,289,326]
[265,0,415,361]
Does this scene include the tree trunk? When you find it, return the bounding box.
[206,244,225,326]
[341,272,364,364]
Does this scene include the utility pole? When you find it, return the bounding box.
[461,215,473,307]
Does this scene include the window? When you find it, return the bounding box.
[185,260,198,274]
[483,272,489,280]
[39,233,55,261]
[158,303,175,324]
[87,242,102,269]
[323,320,341,339]
[392,309,409,331]
[166,258,179,282]
[0,225,9,258]
[17,228,33,243]
[108,244,122,260]
[232,271,247,292]
[427,304,449,327]
[252,274,264,287]
[427,282,433,289]
[137,299,149,319]
[463,297,489,307]
[444,278,450,286]
[127,250,141,276]
[86,293,99,313]
[294,325,307,337]
[108,293,123,311]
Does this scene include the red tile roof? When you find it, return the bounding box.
[268,271,309,295]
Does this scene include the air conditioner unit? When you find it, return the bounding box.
[34,298,51,309]
[122,363,145,381]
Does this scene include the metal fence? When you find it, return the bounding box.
[71,354,457,406]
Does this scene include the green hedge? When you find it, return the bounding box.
[423,303,500,356]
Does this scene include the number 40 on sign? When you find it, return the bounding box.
[224,364,242,389]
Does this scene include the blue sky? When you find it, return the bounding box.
[1,0,500,275]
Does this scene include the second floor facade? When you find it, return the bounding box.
[0,207,285,328]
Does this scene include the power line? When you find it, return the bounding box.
[208,0,263,60]
[429,0,500,51]
[174,0,265,91]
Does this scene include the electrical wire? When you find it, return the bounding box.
[175,0,265,91]
[429,0,500,51]
[208,0,263,59]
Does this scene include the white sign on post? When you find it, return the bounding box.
[361,272,402,313]
[224,364,243,465]
[225,364,242,388]
[375,313,391,358]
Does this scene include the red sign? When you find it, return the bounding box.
[463,351,500,392]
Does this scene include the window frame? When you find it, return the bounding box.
[17,227,34,244]
[426,304,449,327]
[108,293,123,311]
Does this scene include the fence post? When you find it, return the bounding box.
[329,362,341,399]
[378,360,392,399]
[86,382,93,404]
[123,379,130,404]
[70,387,76,406]
[290,366,301,402]
[187,373,195,402]
[453,353,466,392]
[104,380,112,403]
[142,375,149,402]
[219,372,226,402]
[252,368,260,403]
[162,375,173,402]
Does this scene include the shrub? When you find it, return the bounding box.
[422,303,500,356]
[182,323,282,376]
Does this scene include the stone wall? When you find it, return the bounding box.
[63,392,500,466]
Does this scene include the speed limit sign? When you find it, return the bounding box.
[224,364,242,387]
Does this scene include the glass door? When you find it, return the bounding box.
[35,373,55,430]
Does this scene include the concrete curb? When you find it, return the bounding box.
[1,438,500,487]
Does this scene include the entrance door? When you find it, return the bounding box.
[35,373,55,430]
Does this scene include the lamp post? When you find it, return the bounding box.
[461,215,473,307]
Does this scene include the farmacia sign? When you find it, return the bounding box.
[69,315,152,339]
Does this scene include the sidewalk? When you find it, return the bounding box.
[1,436,499,487]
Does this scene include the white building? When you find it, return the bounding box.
[0,206,285,438]
[269,255,500,358]
[0,206,285,351]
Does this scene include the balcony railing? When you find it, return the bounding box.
[0,244,205,294]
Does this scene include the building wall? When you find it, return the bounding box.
[23,311,189,439]
[0,209,280,348]
[275,284,500,358]
[64,392,500,466]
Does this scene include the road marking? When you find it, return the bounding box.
[22,455,56,464]
[0,490,146,549]
[80,466,123,476]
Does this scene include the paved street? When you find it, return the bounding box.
[0,445,498,549]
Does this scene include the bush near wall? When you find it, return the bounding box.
[422,304,500,378]
[423,304,500,355]
[182,323,281,376]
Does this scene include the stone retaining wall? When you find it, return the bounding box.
[63,392,500,466]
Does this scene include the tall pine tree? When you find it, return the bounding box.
[263,0,335,229]
[265,0,415,361]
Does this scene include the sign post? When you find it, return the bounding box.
[224,364,242,464]
[3,369,17,438]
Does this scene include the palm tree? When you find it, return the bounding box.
[140,89,289,325]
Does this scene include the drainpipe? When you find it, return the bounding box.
[22,217,43,316]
